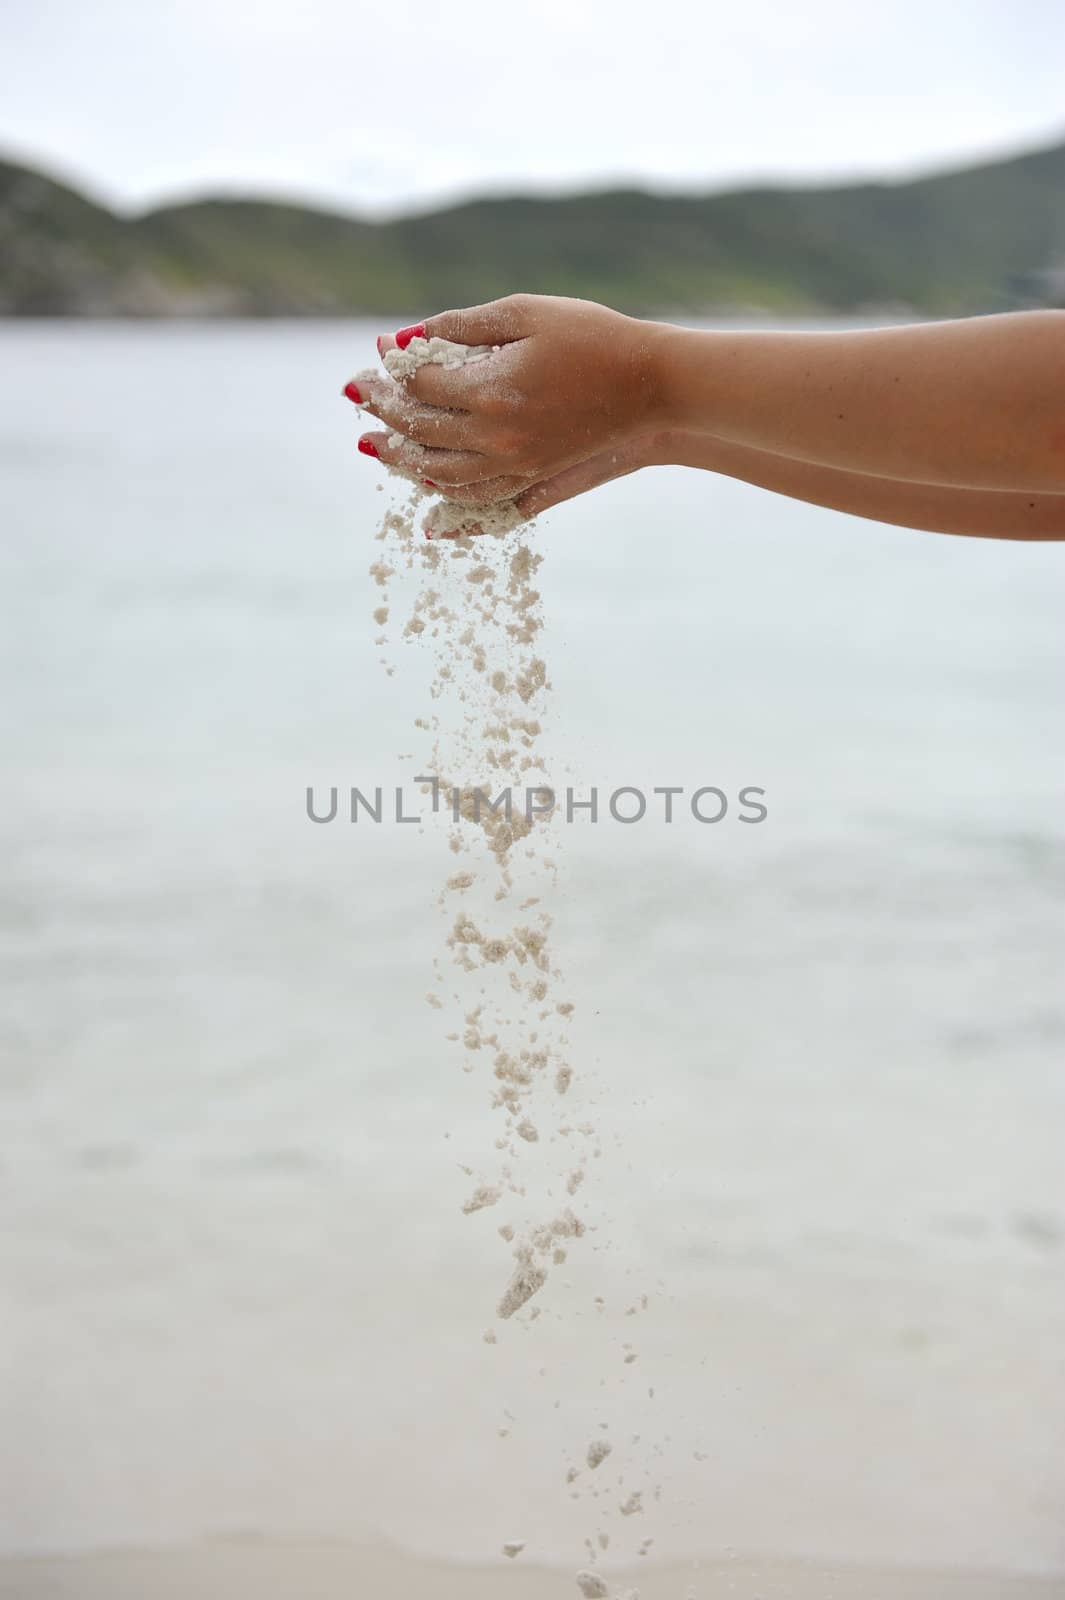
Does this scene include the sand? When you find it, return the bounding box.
[382,334,496,381]
[364,335,584,1340]
[362,333,662,1587]
[361,336,691,1592]
[378,334,531,538]
[2,1540,1061,1600]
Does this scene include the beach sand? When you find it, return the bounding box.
[1,1540,1062,1600]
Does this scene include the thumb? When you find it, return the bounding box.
[413,296,528,349]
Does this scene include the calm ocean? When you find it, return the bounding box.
[2,320,1063,1573]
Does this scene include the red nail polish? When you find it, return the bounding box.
[343,380,362,403]
[423,478,437,487]
[395,323,425,351]
[376,335,384,356]
[424,530,432,540]
[357,439,380,458]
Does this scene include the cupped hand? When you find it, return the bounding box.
[355,294,668,489]
[349,367,533,504]
[425,432,676,539]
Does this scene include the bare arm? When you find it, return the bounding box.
[652,311,1065,493]
[355,300,1065,501]
[512,430,1065,542]
[653,431,1065,540]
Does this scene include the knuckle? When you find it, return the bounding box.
[407,410,448,447]
[448,309,471,343]
[409,369,432,401]
[379,392,406,426]
[479,388,507,420]
[483,380,525,420]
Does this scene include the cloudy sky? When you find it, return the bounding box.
[2,0,1063,217]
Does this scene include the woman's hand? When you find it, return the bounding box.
[411,433,671,538]
[372,433,670,540]
[354,294,669,489]
[352,302,1065,499]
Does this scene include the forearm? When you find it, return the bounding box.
[652,429,1065,541]
[649,311,1065,493]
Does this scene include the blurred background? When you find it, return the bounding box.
[2,2,1064,1595]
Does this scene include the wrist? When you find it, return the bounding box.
[642,321,729,436]
[626,316,684,436]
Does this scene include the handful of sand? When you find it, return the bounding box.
[380,335,530,540]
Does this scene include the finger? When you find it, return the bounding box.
[427,473,532,506]
[356,429,498,487]
[354,377,474,451]
[406,354,520,411]
[380,336,513,413]
[341,367,382,404]
[384,300,529,409]
[410,296,528,351]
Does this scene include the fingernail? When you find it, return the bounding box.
[357,439,380,458]
[424,529,432,540]
[343,380,362,403]
[395,323,425,351]
[423,478,437,487]
[376,335,385,356]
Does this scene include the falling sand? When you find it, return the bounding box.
[354,334,664,1598]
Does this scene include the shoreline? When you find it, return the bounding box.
[2,1540,1063,1600]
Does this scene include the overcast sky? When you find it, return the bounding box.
[2,0,1063,217]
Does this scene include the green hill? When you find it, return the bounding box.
[2,134,1064,317]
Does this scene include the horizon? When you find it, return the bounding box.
[3,0,1064,219]
[4,118,1065,227]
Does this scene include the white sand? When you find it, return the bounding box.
[365,334,644,1588]
[382,334,496,381]
[366,336,584,1341]
[380,334,530,538]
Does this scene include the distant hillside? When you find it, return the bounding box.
[2,135,1065,317]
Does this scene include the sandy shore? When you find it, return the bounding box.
[1,1540,1062,1600]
